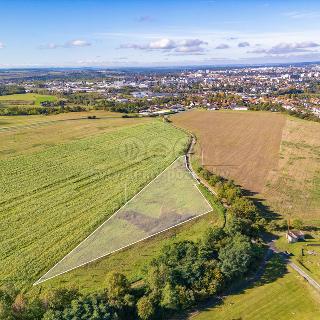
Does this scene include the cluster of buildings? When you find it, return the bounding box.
[12,63,320,118]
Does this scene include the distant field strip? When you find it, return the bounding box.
[0,114,121,133]
[0,93,57,106]
[0,121,188,288]
[35,156,212,284]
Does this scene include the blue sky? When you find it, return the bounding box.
[1,0,320,67]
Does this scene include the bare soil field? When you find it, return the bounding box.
[172,110,286,194]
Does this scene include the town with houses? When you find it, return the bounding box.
[1,63,320,119]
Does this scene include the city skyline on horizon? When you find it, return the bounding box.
[1,0,320,68]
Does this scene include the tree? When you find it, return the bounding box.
[65,296,114,320]
[105,272,130,303]
[25,297,46,320]
[175,286,195,309]
[0,285,17,320]
[224,186,241,205]
[42,310,63,320]
[292,219,304,230]
[208,174,221,186]
[44,288,80,311]
[200,227,225,259]
[137,295,155,320]
[160,284,179,311]
[229,197,257,220]
[12,293,27,319]
[105,272,134,316]
[219,233,253,279]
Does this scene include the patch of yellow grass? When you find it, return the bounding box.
[263,116,320,223]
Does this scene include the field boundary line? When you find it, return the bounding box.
[34,154,196,285]
[34,207,213,285]
[194,183,214,211]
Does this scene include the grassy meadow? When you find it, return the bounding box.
[262,116,320,224]
[0,117,191,289]
[0,93,57,107]
[276,232,320,284]
[191,256,320,320]
[0,111,149,159]
[34,209,223,295]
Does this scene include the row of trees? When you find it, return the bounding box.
[247,101,320,123]
[0,105,86,116]
[197,167,266,238]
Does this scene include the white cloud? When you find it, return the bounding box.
[284,11,320,19]
[249,41,320,55]
[215,43,230,49]
[40,39,91,49]
[238,41,250,48]
[149,38,176,49]
[0,42,5,49]
[67,39,91,47]
[120,38,207,54]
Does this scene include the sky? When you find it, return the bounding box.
[1,0,320,68]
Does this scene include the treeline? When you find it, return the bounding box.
[197,166,267,238]
[287,109,320,122]
[0,165,267,320]
[248,102,284,112]
[0,85,26,96]
[248,102,320,122]
[64,93,183,114]
[0,105,86,116]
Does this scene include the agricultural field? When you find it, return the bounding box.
[0,111,148,159]
[191,257,320,320]
[172,110,320,224]
[0,118,191,290]
[0,92,57,106]
[172,110,286,193]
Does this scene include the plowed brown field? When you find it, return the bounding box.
[172,110,286,193]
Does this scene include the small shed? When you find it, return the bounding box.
[286,230,305,243]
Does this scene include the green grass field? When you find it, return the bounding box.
[276,233,320,284]
[192,256,320,320]
[0,119,190,290]
[0,111,150,159]
[0,93,57,106]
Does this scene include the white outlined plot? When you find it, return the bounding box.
[35,156,212,285]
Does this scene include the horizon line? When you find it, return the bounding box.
[0,60,320,71]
